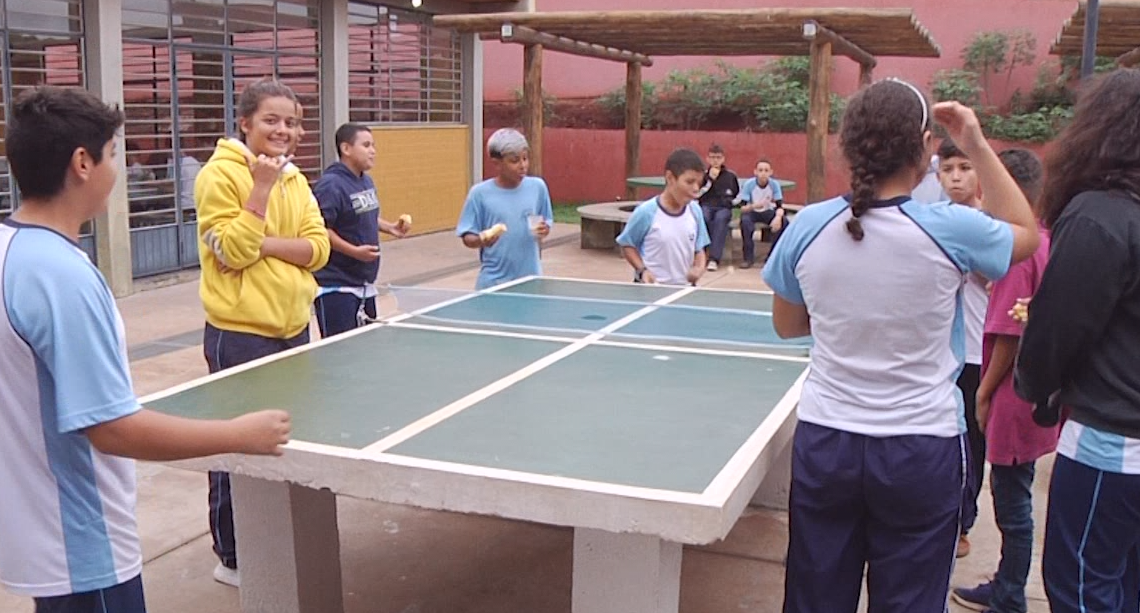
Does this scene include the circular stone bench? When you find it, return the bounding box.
[578,201,803,260]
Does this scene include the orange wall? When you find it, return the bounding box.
[371,125,471,237]
[482,0,1078,105]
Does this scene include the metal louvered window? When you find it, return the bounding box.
[120,0,321,276]
[0,0,86,224]
[348,2,463,124]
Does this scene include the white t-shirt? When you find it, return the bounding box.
[0,221,142,597]
[762,196,1013,438]
[962,272,989,365]
[616,197,711,285]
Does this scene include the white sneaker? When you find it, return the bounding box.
[707,260,718,271]
[213,563,240,588]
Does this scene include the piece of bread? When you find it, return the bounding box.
[479,223,508,242]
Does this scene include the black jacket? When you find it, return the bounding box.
[698,167,739,208]
[1016,190,1140,438]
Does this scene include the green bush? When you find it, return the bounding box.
[595,58,843,133]
[983,106,1073,143]
[930,69,982,107]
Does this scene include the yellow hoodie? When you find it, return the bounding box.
[195,138,331,339]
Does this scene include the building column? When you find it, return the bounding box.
[83,0,132,296]
[319,0,350,167]
[461,33,484,183]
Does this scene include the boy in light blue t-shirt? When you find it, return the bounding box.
[736,157,785,268]
[617,148,710,286]
[456,129,553,290]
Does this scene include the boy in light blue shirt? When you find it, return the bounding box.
[617,148,710,286]
[456,129,553,290]
[736,158,786,268]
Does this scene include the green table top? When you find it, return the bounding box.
[146,277,810,495]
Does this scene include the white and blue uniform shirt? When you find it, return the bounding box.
[738,178,784,211]
[762,196,1013,438]
[616,198,710,286]
[456,176,554,290]
[0,220,142,597]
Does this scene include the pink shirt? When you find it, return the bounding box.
[981,226,1060,465]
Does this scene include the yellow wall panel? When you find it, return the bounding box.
[369,125,471,240]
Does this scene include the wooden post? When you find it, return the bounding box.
[807,39,832,205]
[523,43,544,177]
[624,62,642,201]
[859,63,874,88]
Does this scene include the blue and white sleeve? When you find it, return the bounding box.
[902,201,1013,280]
[455,189,484,237]
[690,203,711,251]
[737,178,756,204]
[538,181,555,225]
[616,202,655,251]
[6,255,140,433]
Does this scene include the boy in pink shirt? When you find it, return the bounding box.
[952,148,1060,613]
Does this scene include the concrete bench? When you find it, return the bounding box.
[578,201,803,262]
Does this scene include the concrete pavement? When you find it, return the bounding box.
[1,225,1052,612]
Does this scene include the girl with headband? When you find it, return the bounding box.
[762,79,1040,612]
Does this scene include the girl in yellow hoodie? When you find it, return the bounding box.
[193,77,330,586]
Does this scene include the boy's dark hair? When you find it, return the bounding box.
[236,77,298,135]
[839,79,930,241]
[7,86,124,201]
[756,157,772,167]
[1042,68,1140,228]
[708,143,724,155]
[998,148,1044,205]
[665,148,705,177]
[335,123,370,155]
[937,139,967,162]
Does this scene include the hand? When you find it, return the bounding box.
[231,410,292,456]
[641,270,657,284]
[481,233,501,248]
[250,154,293,190]
[352,244,381,262]
[686,266,703,285]
[709,166,721,180]
[388,227,407,239]
[932,102,987,155]
[1009,297,1030,325]
[741,204,754,213]
[534,221,551,239]
[976,393,992,434]
[771,211,785,232]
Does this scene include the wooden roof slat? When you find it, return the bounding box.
[1050,0,1140,56]
[434,9,940,59]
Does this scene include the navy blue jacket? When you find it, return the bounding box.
[313,162,381,288]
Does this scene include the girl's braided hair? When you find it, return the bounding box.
[838,79,931,241]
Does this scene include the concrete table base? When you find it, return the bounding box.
[232,476,344,613]
[572,528,684,613]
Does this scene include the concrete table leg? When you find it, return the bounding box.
[231,475,344,613]
[572,528,683,613]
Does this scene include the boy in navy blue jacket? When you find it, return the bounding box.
[313,123,410,337]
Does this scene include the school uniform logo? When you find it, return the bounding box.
[350,189,379,215]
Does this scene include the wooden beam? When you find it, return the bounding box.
[859,63,874,87]
[523,43,544,178]
[1118,45,1140,67]
[491,24,652,66]
[807,38,832,205]
[803,20,876,70]
[624,62,642,201]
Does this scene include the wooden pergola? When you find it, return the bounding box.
[434,9,940,203]
[1050,0,1140,67]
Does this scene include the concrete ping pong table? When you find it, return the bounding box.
[143,276,812,613]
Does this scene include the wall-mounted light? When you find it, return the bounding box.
[412,0,422,7]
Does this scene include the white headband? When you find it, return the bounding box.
[884,77,929,131]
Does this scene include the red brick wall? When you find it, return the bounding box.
[482,127,1051,205]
